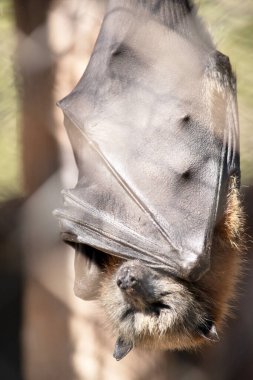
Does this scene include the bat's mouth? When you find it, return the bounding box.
[120,302,171,323]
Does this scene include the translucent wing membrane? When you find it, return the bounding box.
[54,0,239,281]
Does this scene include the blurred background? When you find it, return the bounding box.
[0,0,252,379]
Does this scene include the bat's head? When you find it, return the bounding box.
[101,259,219,360]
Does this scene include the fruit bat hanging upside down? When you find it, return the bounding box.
[54,0,245,360]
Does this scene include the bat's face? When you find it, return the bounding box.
[100,259,218,360]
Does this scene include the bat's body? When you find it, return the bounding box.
[54,0,245,359]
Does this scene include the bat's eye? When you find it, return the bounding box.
[159,291,171,297]
[152,302,171,309]
[151,302,171,315]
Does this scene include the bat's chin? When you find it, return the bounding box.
[120,309,209,352]
[102,290,216,356]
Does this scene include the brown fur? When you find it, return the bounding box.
[99,176,245,351]
[197,176,246,325]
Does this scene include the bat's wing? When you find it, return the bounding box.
[54,1,239,281]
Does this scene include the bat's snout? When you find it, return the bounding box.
[116,266,138,291]
[115,262,159,310]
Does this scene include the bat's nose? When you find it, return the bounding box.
[116,267,137,290]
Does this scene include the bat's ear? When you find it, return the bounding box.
[113,337,133,361]
[198,320,219,342]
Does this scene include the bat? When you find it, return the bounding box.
[54,0,245,360]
